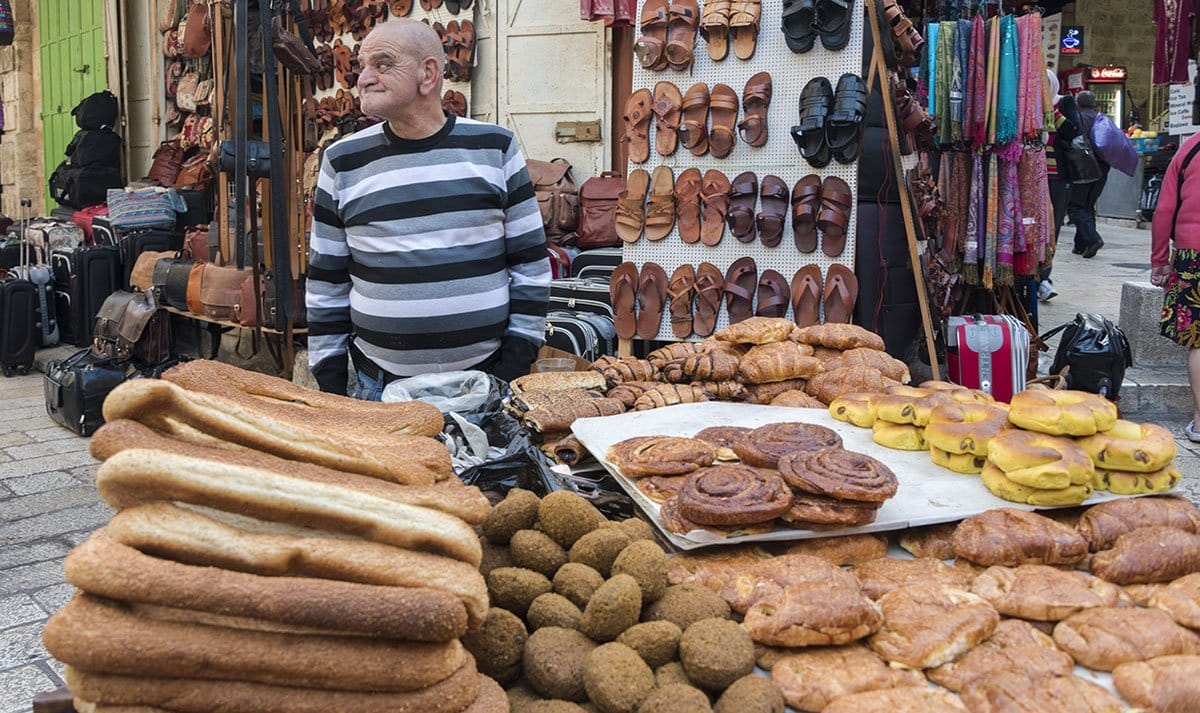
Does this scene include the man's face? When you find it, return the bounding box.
[357,36,427,120]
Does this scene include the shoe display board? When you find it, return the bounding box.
[621,0,865,342]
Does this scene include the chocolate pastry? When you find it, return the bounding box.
[694,380,747,401]
[508,388,601,416]
[1053,606,1200,670]
[951,508,1088,567]
[606,381,661,409]
[770,645,926,712]
[634,383,711,410]
[1077,495,1200,551]
[970,564,1125,621]
[743,378,809,404]
[675,348,743,382]
[737,341,825,384]
[647,341,706,369]
[676,465,794,526]
[592,355,657,387]
[805,366,899,405]
[868,584,999,669]
[782,493,880,528]
[636,475,687,503]
[852,557,977,600]
[1090,526,1200,584]
[777,448,898,503]
[928,619,1073,692]
[692,426,752,461]
[732,422,842,468]
[607,435,716,478]
[524,398,626,433]
[960,669,1123,713]
[1113,655,1200,713]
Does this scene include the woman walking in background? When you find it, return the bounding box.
[1040,71,1079,302]
[1069,91,1109,258]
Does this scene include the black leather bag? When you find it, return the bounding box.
[219,140,271,177]
[1063,135,1102,185]
[72,90,119,130]
[1041,313,1133,400]
[43,347,129,436]
[154,257,198,310]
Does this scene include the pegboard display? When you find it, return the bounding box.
[625,0,865,341]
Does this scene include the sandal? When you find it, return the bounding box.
[644,166,676,241]
[332,38,352,89]
[737,71,771,148]
[728,0,761,61]
[756,269,790,319]
[387,0,411,17]
[616,168,651,243]
[652,81,683,157]
[827,73,867,164]
[791,173,821,253]
[664,0,700,72]
[815,0,853,51]
[611,262,639,340]
[700,169,731,247]
[725,171,758,244]
[637,262,669,340]
[453,21,476,82]
[694,262,724,337]
[442,90,468,117]
[634,0,671,71]
[668,264,696,339]
[699,0,732,61]
[707,83,739,159]
[907,157,942,238]
[818,176,853,258]
[677,82,710,157]
[823,264,858,324]
[622,88,654,164]
[791,264,822,327]
[724,256,757,325]
[756,175,788,248]
[893,74,937,152]
[791,76,833,169]
[880,0,924,69]
[781,0,817,53]
[675,167,703,245]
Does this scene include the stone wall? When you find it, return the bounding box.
[1062,0,1156,123]
[0,0,41,217]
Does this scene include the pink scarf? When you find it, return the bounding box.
[1017,13,1045,138]
[968,15,987,147]
[1015,147,1047,276]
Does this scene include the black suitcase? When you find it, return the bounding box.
[119,228,180,288]
[571,247,622,280]
[48,163,124,209]
[0,238,38,270]
[91,216,117,247]
[176,190,210,229]
[44,348,129,436]
[52,245,122,347]
[64,128,123,168]
[0,274,39,376]
[549,278,613,317]
[545,311,616,363]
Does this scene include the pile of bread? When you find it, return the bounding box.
[40,360,511,713]
[829,381,1180,506]
[667,496,1200,713]
[507,317,911,463]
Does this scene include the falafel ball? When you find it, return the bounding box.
[511,529,569,578]
[527,593,583,631]
[610,540,668,604]
[506,683,541,711]
[523,626,597,701]
[523,702,590,713]
[583,642,655,713]
[655,661,691,688]
[678,618,755,692]
[488,567,553,618]
[616,621,682,669]
[579,574,642,642]
[479,537,515,578]
[642,584,731,631]
[538,491,606,548]
[637,683,713,713]
[568,528,632,577]
[483,488,541,544]
[712,674,785,713]
[553,562,606,609]
[615,517,657,542]
[461,607,528,683]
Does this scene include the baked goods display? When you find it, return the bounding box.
[951,508,1088,567]
[982,430,1096,506]
[1112,655,1200,713]
[867,584,1000,669]
[1052,607,1200,670]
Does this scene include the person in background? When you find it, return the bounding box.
[1068,91,1109,259]
[1040,70,1079,302]
[307,20,551,399]
[1151,130,1200,441]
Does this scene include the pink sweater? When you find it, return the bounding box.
[1153,132,1200,267]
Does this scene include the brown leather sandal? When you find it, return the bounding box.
[729,0,761,60]
[634,0,671,71]
[756,270,790,319]
[823,263,857,324]
[675,167,703,245]
[700,169,730,247]
[611,262,639,340]
[677,82,710,157]
[616,168,651,243]
[442,90,468,117]
[893,74,937,152]
[724,256,757,325]
[791,264,822,327]
[637,262,669,340]
[699,0,731,61]
[332,39,352,89]
[622,88,654,164]
[664,0,700,72]
[644,166,676,241]
[694,262,724,337]
[707,83,739,159]
[738,71,771,147]
[668,264,696,338]
[756,175,788,248]
[449,21,475,83]
[881,0,924,69]
[818,175,852,258]
[652,81,683,157]
[725,171,758,244]
[388,0,412,17]
[791,173,821,253]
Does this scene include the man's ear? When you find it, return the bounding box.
[421,56,441,96]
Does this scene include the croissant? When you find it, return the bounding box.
[593,356,657,387]
[806,367,898,405]
[696,380,747,401]
[634,384,710,411]
[825,348,911,384]
[659,360,692,384]
[1076,496,1200,551]
[715,316,798,345]
[742,378,809,404]
[737,342,825,384]
[647,342,706,369]
[792,323,886,351]
[606,381,662,409]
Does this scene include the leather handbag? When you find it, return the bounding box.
[182,224,210,262]
[132,309,172,366]
[235,272,262,326]
[44,347,129,436]
[199,264,251,321]
[130,250,175,291]
[577,172,625,249]
[219,140,271,177]
[527,158,580,239]
[92,290,159,361]
[147,140,185,186]
[173,152,214,192]
[273,15,321,75]
[185,261,206,314]
[182,0,212,58]
[155,258,198,309]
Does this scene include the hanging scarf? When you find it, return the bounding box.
[937,22,957,145]
[986,18,1001,145]
[951,19,972,142]
[927,22,941,119]
[996,14,1019,145]
[984,154,999,289]
[968,15,987,146]
[996,150,1020,287]
[964,150,984,285]
[1014,147,1046,277]
[1016,13,1044,137]
[946,151,972,270]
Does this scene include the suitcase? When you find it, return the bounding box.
[549,278,613,317]
[0,237,38,270]
[91,216,118,247]
[0,273,38,376]
[175,189,210,229]
[52,244,122,347]
[545,310,616,363]
[119,228,181,288]
[946,314,1030,403]
[571,247,622,280]
[43,347,129,436]
[26,220,84,252]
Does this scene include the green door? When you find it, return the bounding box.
[39,0,108,211]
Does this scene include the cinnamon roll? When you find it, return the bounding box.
[676,465,795,527]
[778,448,898,503]
[636,475,687,503]
[693,426,752,461]
[606,436,716,478]
[732,422,843,468]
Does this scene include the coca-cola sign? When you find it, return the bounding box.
[1089,66,1128,83]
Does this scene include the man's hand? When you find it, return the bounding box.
[1151,265,1173,287]
[492,335,539,383]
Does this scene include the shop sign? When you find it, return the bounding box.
[1089,66,1127,83]
[1060,26,1083,55]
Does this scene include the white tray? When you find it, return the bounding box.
[570,402,1161,550]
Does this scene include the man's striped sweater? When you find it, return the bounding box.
[306,115,551,394]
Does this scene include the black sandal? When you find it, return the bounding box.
[791,76,833,169]
[781,0,817,53]
[827,73,867,164]
[815,0,853,51]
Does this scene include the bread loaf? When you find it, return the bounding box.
[1089,526,1200,584]
[1076,496,1200,551]
[510,370,607,395]
[952,508,1087,567]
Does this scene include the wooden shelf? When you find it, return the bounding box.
[162,306,307,335]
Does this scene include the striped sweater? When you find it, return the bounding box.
[306,116,551,393]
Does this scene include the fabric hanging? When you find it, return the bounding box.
[1154,0,1196,85]
[1016,14,1044,138]
[996,14,1019,145]
[968,15,986,146]
[937,22,956,145]
[951,19,971,142]
[984,154,999,289]
[996,151,1020,287]
[986,18,1001,146]
[964,150,984,285]
[1014,147,1047,277]
[927,22,941,118]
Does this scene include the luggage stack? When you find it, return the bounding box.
[0,200,61,376]
[48,90,125,210]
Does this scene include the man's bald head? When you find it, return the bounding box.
[357,18,447,127]
[364,19,445,73]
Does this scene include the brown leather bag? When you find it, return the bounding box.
[577,172,625,249]
[182,225,210,262]
[130,251,175,292]
[185,261,206,315]
[173,151,214,191]
[182,1,211,58]
[199,264,251,321]
[147,140,185,186]
[526,158,579,239]
[235,273,263,327]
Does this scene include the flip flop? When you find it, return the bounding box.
[815,0,854,51]
[668,264,696,338]
[634,0,671,71]
[756,175,788,248]
[675,167,703,245]
[818,175,853,258]
[756,269,790,319]
[737,71,772,148]
[637,262,669,340]
[729,0,761,61]
[694,262,724,337]
[678,83,710,157]
[622,88,654,165]
[445,0,460,14]
[700,169,731,247]
[791,76,833,169]
[725,171,758,244]
[781,0,817,53]
[724,256,757,325]
[616,169,651,244]
[791,264,822,327]
[644,165,676,242]
[823,263,857,324]
[707,83,739,159]
[791,174,821,253]
[699,0,732,61]
[827,73,867,164]
[653,81,683,157]
[611,262,639,340]
[664,0,700,72]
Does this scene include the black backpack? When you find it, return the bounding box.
[71,90,119,130]
[1041,313,1132,399]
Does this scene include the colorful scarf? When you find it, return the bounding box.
[996,151,1020,287]
[965,150,984,285]
[986,18,1001,145]
[968,15,986,146]
[997,14,1019,145]
[951,19,972,142]
[927,22,941,119]
[937,22,957,145]
[1016,13,1044,137]
[1014,147,1045,276]
[984,154,999,289]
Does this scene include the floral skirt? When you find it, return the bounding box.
[1161,249,1200,348]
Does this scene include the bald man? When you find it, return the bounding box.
[306,20,551,398]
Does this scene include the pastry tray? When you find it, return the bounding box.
[570,402,1163,551]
